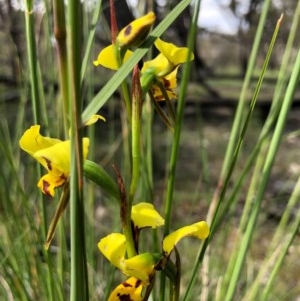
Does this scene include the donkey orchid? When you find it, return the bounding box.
[141,39,194,101]
[163,221,210,256]
[19,115,104,197]
[98,203,209,286]
[98,232,156,284]
[19,125,87,197]
[108,277,144,301]
[131,202,165,229]
[93,12,155,70]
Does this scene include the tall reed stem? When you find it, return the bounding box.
[67,1,88,300]
[53,0,69,132]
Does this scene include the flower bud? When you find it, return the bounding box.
[116,12,156,48]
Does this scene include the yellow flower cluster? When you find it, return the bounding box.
[93,12,193,102]
[98,202,209,300]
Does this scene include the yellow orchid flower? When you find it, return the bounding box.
[162,221,210,256]
[141,39,193,102]
[83,114,106,125]
[155,38,194,68]
[122,253,156,284]
[93,44,133,70]
[141,53,169,78]
[150,68,178,101]
[98,232,155,284]
[98,203,163,283]
[19,125,89,197]
[98,233,126,270]
[19,115,104,197]
[93,12,155,70]
[141,39,194,78]
[108,277,144,301]
[131,202,164,229]
[117,12,156,48]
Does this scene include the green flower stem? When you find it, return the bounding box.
[154,79,176,123]
[53,0,69,132]
[140,71,156,97]
[115,45,132,122]
[129,67,142,203]
[149,91,174,131]
[160,1,197,300]
[141,71,175,130]
[123,66,143,258]
[45,184,70,250]
[67,1,88,300]
[143,97,154,200]
[121,81,132,123]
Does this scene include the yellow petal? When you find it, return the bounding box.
[98,233,126,269]
[155,38,194,66]
[108,277,143,301]
[151,85,177,101]
[33,138,89,176]
[93,44,133,70]
[84,114,106,126]
[20,126,90,197]
[19,125,62,157]
[117,12,156,48]
[151,68,178,101]
[131,202,164,229]
[33,138,89,196]
[141,53,170,77]
[162,221,210,255]
[37,173,66,197]
[123,253,155,284]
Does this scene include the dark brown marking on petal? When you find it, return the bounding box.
[117,293,132,301]
[124,25,132,36]
[135,279,142,288]
[163,78,171,89]
[122,281,133,288]
[42,157,52,171]
[60,174,68,181]
[42,180,52,196]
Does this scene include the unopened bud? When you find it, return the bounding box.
[117,12,156,48]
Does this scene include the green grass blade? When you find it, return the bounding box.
[224,26,300,301]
